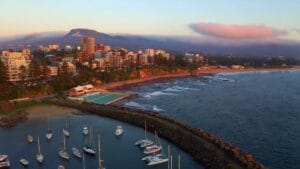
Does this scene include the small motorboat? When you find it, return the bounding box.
[27,135,34,143]
[0,155,10,169]
[19,158,29,166]
[58,165,65,169]
[114,126,124,136]
[83,126,89,136]
[72,147,82,158]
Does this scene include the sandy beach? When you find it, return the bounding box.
[26,104,80,119]
[97,67,300,90]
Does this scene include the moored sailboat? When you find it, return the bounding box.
[46,114,53,140]
[98,135,106,169]
[58,134,69,160]
[63,119,70,137]
[72,147,82,158]
[36,137,44,164]
[143,131,162,155]
[144,144,169,166]
[135,120,153,148]
[83,127,96,155]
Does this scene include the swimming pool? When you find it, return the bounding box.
[80,92,127,105]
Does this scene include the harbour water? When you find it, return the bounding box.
[121,70,300,169]
[0,114,202,169]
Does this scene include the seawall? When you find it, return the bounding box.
[51,98,266,169]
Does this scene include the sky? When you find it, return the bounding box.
[1,0,300,41]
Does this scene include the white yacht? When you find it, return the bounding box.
[114,126,124,136]
[19,158,29,166]
[0,155,10,169]
[83,126,89,136]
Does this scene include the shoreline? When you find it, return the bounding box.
[97,67,300,90]
[26,104,80,119]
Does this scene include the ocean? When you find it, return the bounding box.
[120,70,300,169]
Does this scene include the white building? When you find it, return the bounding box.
[0,49,32,82]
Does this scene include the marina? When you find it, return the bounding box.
[0,111,201,169]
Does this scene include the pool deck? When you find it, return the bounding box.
[69,90,132,105]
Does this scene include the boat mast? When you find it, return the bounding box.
[178,154,181,169]
[38,136,41,154]
[98,135,102,169]
[63,135,66,150]
[170,155,173,169]
[82,152,86,169]
[89,126,92,146]
[47,114,49,131]
[168,145,171,169]
[144,120,147,139]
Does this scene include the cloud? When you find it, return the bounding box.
[190,22,287,40]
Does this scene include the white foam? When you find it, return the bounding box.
[125,101,146,109]
[173,86,200,91]
[164,87,181,92]
[144,91,176,98]
[152,105,164,112]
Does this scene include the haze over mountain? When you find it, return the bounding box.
[1,28,300,57]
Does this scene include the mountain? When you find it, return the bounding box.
[0,28,300,57]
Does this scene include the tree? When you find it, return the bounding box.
[0,59,8,83]
[28,60,41,81]
[40,58,49,79]
[60,61,70,77]
[19,65,27,83]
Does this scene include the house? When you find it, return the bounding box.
[69,86,85,96]
[83,84,94,93]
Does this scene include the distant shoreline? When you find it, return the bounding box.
[97,66,300,90]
